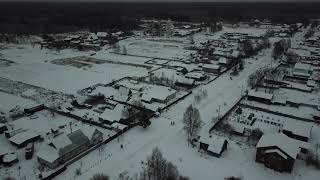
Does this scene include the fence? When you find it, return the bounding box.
[240,103,318,123]
[209,96,246,133]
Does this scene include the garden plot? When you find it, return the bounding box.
[51,56,106,68]
[243,100,316,120]
[145,58,170,65]
[94,51,155,69]
[119,38,196,60]
[0,91,37,113]
[0,60,149,95]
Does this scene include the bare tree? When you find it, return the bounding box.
[183,104,202,145]
[140,147,189,180]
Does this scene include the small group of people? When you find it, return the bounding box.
[170,121,175,125]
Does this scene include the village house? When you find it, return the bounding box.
[99,104,127,124]
[282,121,313,142]
[247,90,274,104]
[36,128,103,169]
[256,133,301,173]
[218,57,232,68]
[185,71,207,81]
[199,135,228,158]
[202,64,221,74]
[292,63,312,78]
[141,86,177,104]
[175,77,195,88]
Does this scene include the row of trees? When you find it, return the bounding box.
[247,66,280,88]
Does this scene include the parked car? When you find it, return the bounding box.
[25,143,34,160]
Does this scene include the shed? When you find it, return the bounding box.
[282,121,313,142]
[202,64,221,74]
[199,135,228,158]
[9,131,41,148]
[248,90,273,104]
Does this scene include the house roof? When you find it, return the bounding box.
[3,153,17,163]
[256,133,300,159]
[283,121,313,139]
[185,72,206,80]
[111,122,127,131]
[142,86,177,102]
[294,63,311,71]
[99,104,126,122]
[0,123,6,129]
[9,131,40,146]
[265,149,288,159]
[202,64,221,70]
[67,129,89,146]
[248,90,273,100]
[200,135,227,154]
[50,134,73,150]
[36,145,59,163]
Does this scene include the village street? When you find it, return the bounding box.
[55,29,314,180]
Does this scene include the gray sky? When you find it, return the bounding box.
[1,0,319,2]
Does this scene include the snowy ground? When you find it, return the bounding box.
[1,26,319,180]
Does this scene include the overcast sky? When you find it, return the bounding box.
[0,0,319,2]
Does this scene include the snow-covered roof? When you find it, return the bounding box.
[218,57,228,64]
[176,77,195,85]
[265,149,288,159]
[202,64,221,70]
[0,123,6,128]
[283,121,313,138]
[248,90,273,100]
[50,134,73,150]
[185,72,206,80]
[96,32,108,37]
[142,86,177,102]
[256,133,300,159]
[111,122,127,131]
[36,145,59,163]
[231,122,245,134]
[294,63,311,71]
[81,128,100,140]
[99,104,126,122]
[3,153,17,163]
[9,131,40,146]
[200,135,227,154]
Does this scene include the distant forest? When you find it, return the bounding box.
[0,2,320,34]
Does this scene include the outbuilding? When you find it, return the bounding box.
[199,135,228,158]
[247,90,273,104]
[282,121,313,142]
[9,131,41,148]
